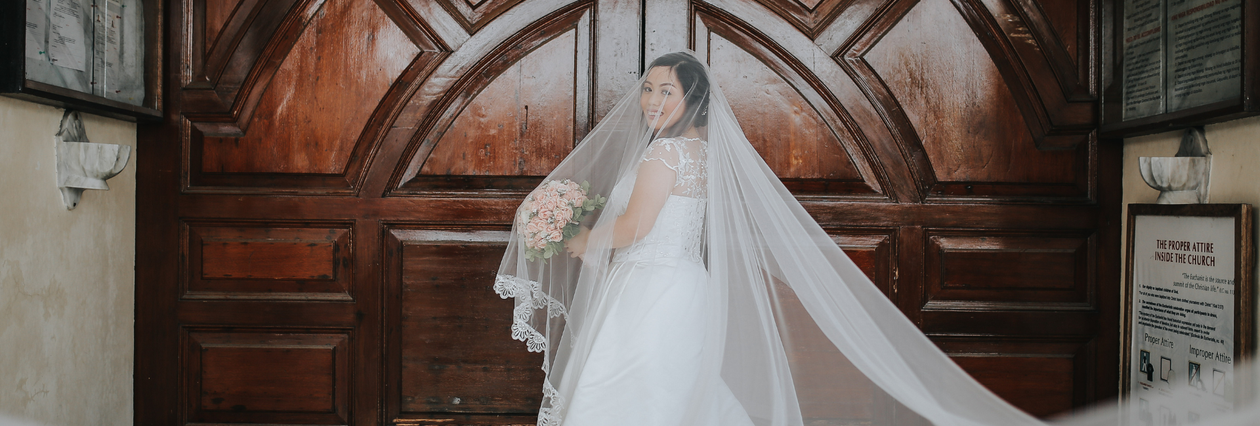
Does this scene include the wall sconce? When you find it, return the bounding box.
[55,110,131,210]
[1139,127,1211,204]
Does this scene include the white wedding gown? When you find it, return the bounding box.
[560,137,755,426]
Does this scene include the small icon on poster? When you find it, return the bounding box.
[1212,369,1226,396]
[1160,356,1173,382]
[1139,350,1154,382]
[1188,361,1205,391]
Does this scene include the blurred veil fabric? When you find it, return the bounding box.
[493,51,1257,426]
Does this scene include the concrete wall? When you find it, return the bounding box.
[0,96,135,426]
[1123,115,1260,341]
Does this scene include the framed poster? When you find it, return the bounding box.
[1,0,160,121]
[1104,0,1260,136]
[1124,204,1255,417]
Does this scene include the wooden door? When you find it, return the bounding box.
[135,0,1119,425]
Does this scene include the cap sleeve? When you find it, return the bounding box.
[641,138,684,172]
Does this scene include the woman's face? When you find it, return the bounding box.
[640,66,687,131]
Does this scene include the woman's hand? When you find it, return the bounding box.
[565,226,591,260]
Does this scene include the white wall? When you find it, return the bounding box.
[0,96,135,426]
[1123,115,1260,341]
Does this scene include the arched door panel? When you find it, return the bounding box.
[397,8,591,193]
[184,0,448,192]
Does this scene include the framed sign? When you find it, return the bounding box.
[1123,204,1255,417]
[1103,0,1260,136]
[1,0,160,121]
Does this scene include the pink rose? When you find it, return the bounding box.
[528,235,545,250]
[555,205,574,222]
[527,217,546,234]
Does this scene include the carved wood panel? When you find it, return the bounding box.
[199,0,418,175]
[701,13,887,196]
[203,0,247,53]
[183,222,354,300]
[137,0,1117,425]
[184,330,352,424]
[418,29,579,178]
[395,5,592,194]
[185,0,449,191]
[385,228,545,425]
[434,0,527,32]
[936,337,1093,418]
[710,35,867,185]
[753,0,855,38]
[924,231,1094,309]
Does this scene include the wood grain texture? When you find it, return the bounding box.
[200,0,419,174]
[185,223,353,300]
[434,0,526,32]
[831,230,896,296]
[937,337,1091,418]
[709,35,861,181]
[864,0,1075,184]
[753,0,855,38]
[392,4,590,193]
[975,0,1096,129]
[698,9,886,196]
[956,354,1077,417]
[204,0,246,53]
[384,228,546,424]
[186,330,351,424]
[399,243,544,413]
[925,232,1093,307]
[419,29,577,177]
[1036,0,1079,63]
[187,0,313,92]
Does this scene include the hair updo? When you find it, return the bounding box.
[646,52,710,128]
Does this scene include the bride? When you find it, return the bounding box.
[493,52,1256,426]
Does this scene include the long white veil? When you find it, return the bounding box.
[494,51,1258,426]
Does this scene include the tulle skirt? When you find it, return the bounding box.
[561,257,753,426]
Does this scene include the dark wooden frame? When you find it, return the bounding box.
[1102,1,1260,137]
[1121,203,1256,396]
[0,0,162,121]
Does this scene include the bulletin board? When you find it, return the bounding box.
[1123,203,1255,416]
[1104,0,1260,136]
[1,0,160,121]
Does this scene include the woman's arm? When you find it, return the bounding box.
[566,156,677,257]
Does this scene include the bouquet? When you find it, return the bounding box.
[516,179,608,262]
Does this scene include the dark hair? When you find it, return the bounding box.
[646,52,710,128]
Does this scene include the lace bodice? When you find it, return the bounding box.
[612,137,708,264]
[642,137,707,198]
